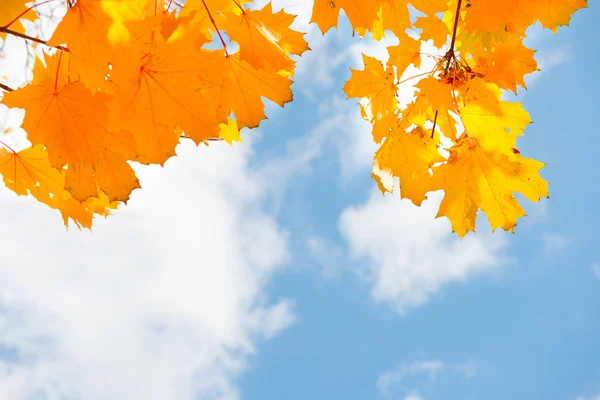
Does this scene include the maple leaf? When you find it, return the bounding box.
[464,0,521,33]
[344,55,398,122]
[411,0,450,15]
[473,35,538,92]
[65,129,140,202]
[47,0,115,89]
[200,52,293,129]
[101,0,155,43]
[223,2,308,72]
[218,118,243,145]
[374,127,445,206]
[414,15,450,48]
[456,77,503,115]
[387,34,422,79]
[461,100,531,155]
[310,0,381,34]
[432,138,548,236]
[2,55,109,169]
[0,144,64,203]
[2,53,140,202]
[109,33,219,165]
[0,144,114,229]
[416,76,457,116]
[523,0,588,32]
[372,0,410,40]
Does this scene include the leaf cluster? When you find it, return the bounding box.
[0,0,588,236]
[0,0,307,227]
[337,0,586,236]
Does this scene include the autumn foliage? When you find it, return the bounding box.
[0,0,588,236]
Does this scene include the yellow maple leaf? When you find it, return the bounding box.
[522,0,588,33]
[223,2,308,72]
[218,118,243,145]
[386,34,422,79]
[461,100,531,155]
[47,0,115,90]
[344,54,398,122]
[200,52,293,130]
[373,0,410,39]
[410,0,449,15]
[374,127,445,205]
[457,77,503,115]
[432,138,548,236]
[310,0,381,34]
[416,76,457,115]
[414,15,450,48]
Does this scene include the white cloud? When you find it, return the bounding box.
[541,232,569,257]
[538,47,571,70]
[0,139,294,400]
[377,358,478,395]
[294,27,353,98]
[576,394,600,400]
[404,391,425,400]
[339,188,508,314]
[260,95,376,205]
[525,46,571,87]
[592,264,600,281]
[306,236,344,280]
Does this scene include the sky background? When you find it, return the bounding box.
[0,1,599,400]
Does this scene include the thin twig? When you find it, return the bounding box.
[180,134,222,141]
[447,0,463,62]
[0,83,14,92]
[431,0,463,138]
[0,26,69,52]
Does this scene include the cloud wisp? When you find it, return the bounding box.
[376,358,478,395]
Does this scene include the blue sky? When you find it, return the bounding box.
[0,1,599,400]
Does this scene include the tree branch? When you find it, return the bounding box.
[0,27,69,52]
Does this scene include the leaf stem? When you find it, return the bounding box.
[201,0,229,56]
[0,139,17,153]
[396,71,432,86]
[431,110,438,138]
[54,51,64,92]
[231,0,245,13]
